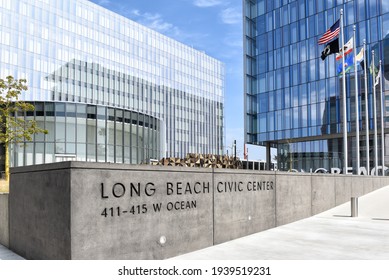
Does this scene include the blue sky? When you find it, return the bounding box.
[89,0,269,160]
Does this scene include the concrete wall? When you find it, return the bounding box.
[69,165,213,259]
[213,169,276,244]
[8,162,389,259]
[275,173,312,226]
[9,166,71,259]
[0,193,9,247]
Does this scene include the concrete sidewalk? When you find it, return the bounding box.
[172,186,389,260]
[0,244,24,260]
[1,186,389,260]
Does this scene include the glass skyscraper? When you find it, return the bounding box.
[0,0,225,170]
[244,0,389,172]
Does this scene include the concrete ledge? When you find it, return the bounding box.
[0,193,9,247]
[8,162,389,259]
[10,161,215,174]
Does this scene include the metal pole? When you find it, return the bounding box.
[247,147,249,169]
[364,40,370,175]
[379,60,385,176]
[354,26,360,174]
[234,140,236,162]
[266,142,271,170]
[372,50,378,176]
[351,197,359,217]
[340,10,348,174]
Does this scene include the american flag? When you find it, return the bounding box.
[318,19,340,45]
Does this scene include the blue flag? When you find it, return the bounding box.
[337,54,354,76]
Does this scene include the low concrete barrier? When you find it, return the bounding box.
[8,162,389,259]
[0,193,9,247]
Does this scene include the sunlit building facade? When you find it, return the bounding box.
[244,0,389,172]
[0,0,225,170]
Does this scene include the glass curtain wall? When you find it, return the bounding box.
[10,102,161,166]
[244,0,389,172]
[0,0,225,168]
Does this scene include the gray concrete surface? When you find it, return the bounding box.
[9,169,72,259]
[0,244,24,260]
[275,173,312,226]
[69,165,214,260]
[172,185,389,260]
[10,162,215,259]
[8,162,389,259]
[213,169,275,244]
[0,193,9,247]
[2,184,389,260]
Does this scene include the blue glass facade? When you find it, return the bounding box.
[244,0,389,171]
[0,0,225,169]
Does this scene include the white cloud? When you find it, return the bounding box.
[132,9,141,16]
[220,7,241,25]
[97,0,111,5]
[193,0,223,8]
[127,9,213,51]
[130,10,180,35]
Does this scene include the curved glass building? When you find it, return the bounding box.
[11,102,162,165]
[244,0,389,172]
[0,0,225,169]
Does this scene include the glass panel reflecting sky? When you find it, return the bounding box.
[244,0,389,171]
[0,0,225,164]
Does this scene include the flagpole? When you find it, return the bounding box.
[372,50,378,176]
[363,39,370,175]
[340,9,348,174]
[379,60,385,176]
[353,26,360,174]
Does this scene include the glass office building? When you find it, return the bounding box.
[0,0,224,169]
[244,0,389,172]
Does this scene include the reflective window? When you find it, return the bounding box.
[10,102,161,166]
[2,0,225,165]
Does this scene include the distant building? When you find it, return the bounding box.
[0,0,225,171]
[241,159,277,171]
[244,0,389,172]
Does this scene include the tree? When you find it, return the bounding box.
[0,76,48,182]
